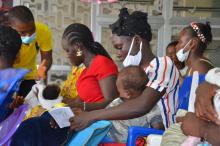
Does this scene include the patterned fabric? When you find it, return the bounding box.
[60,65,85,99]
[161,109,188,146]
[146,56,180,129]
[107,98,162,143]
[24,105,46,120]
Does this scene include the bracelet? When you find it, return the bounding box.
[83,102,86,111]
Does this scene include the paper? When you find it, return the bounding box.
[49,106,74,128]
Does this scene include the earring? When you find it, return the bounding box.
[76,49,82,57]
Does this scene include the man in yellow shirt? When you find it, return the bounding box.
[7,5,53,97]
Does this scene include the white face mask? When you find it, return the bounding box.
[176,40,191,62]
[123,37,142,67]
[21,32,36,44]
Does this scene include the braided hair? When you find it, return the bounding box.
[110,8,152,42]
[62,23,111,59]
[184,22,212,53]
[0,25,21,64]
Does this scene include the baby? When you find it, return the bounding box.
[24,81,63,119]
[107,66,164,143]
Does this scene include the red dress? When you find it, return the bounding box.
[76,55,118,103]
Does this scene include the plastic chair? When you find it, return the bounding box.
[0,104,28,145]
[0,69,29,122]
[99,136,126,146]
[126,126,164,146]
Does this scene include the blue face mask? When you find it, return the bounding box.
[21,32,36,44]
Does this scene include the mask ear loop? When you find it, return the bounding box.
[126,37,135,56]
[139,41,143,52]
[182,39,192,53]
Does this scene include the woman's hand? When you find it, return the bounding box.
[50,118,59,129]
[177,112,207,137]
[195,82,220,124]
[69,112,94,131]
[72,107,83,116]
[63,97,83,109]
[36,59,47,80]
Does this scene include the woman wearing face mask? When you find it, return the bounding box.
[70,8,180,130]
[175,22,214,76]
[110,8,155,69]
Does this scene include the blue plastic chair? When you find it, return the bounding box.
[0,68,29,122]
[126,127,164,146]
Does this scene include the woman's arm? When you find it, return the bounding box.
[70,87,164,130]
[179,112,220,146]
[84,75,118,111]
[64,75,118,111]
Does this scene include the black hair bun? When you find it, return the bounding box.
[119,7,129,19]
[130,11,148,22]
[205,21,212,32]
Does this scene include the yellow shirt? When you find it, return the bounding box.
[13,22,53,80]
[60,65,85,99]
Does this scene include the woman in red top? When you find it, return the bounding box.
[62,23,118,111]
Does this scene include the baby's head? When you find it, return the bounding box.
[116,66,148,99]
[42,84,61,100]
[38,84,63,110]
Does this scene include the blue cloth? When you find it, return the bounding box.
[178,74,206,110]
[67,120,112,146]
[0,69,29,122]
[11,112,69,146]
[101,136,114,143]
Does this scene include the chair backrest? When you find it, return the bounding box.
[0,69,29,122]
[127,126,164,146]
[0,104,28,145]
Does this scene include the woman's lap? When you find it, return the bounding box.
[11,112,69,146]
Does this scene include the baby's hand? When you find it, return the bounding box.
[50,118,58,129]
[63,98,82,109]
[178,112,207,137]
[9,96,24,109]
[72,107,83,116]
[36,59,47,80]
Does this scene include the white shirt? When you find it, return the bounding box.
[145,56,180,128]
